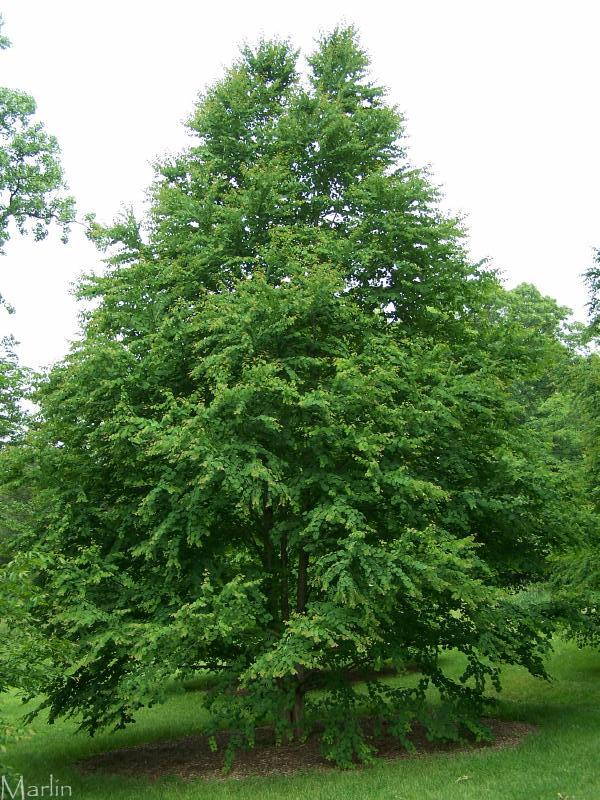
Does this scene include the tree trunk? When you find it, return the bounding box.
[291,544,309,735]
[296,544,308,613]
[261,507,278,624]
[291,666,305,733]
[280,531,289,622]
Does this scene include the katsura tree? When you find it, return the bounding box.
[9,29,577,765]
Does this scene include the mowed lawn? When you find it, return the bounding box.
[4,638,600,800]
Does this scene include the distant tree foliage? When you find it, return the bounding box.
[584,248,600,335]
[0,10,74,441]
[0,15,74,769]
[0,16,74,253]
[0,336,28,444]
[2,28,592,766]
[548,273,600,645]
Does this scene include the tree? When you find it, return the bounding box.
[584,248,600,336]
[0,14,74,769]
[548,349,600,644]
[0,16,74,254]
[543,245,600,646]
[0,336,27,444]
[459,282,592,584]
[0,338,38,769]
[0,10,74,443]
[11,29,575,766]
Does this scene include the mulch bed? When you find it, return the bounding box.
[78,718,536,782]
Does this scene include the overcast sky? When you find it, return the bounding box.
[1,0,598,369]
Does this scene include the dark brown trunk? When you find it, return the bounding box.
[291,544,309,734]
[280,531,290,622]
[296,545,309,613]
[291,666,305,734]
[261,507,278,624]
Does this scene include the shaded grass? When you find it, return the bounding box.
[3,638,598,799]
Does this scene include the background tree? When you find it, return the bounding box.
[0,336,27,444]
[7,28,586,766]
[0,13,74,768]
[0,16,74,254]
[0,10,74,441]
[460,282,592,584]
[584,248,600,336]
[547,261,600,645]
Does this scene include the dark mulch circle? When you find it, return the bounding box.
[78,718,536,782]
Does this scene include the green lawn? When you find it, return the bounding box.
[4,638,599,800]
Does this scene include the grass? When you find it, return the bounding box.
[3,638,599,800]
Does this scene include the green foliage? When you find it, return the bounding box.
[0,16,74,252]
[3,27,587,767]
[0,638,598,799]
[0,335,28,445]
[0,14,75,770]
[543,245,600,647]
[584,248,600,335]
[579,353,600,502]
[548,351,600,645]
[0,547,61,766]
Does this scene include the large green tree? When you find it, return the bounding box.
[8,29,583,766]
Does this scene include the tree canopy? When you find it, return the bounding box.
[2,27,594,767]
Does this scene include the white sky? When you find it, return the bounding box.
[1,0,598,369]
